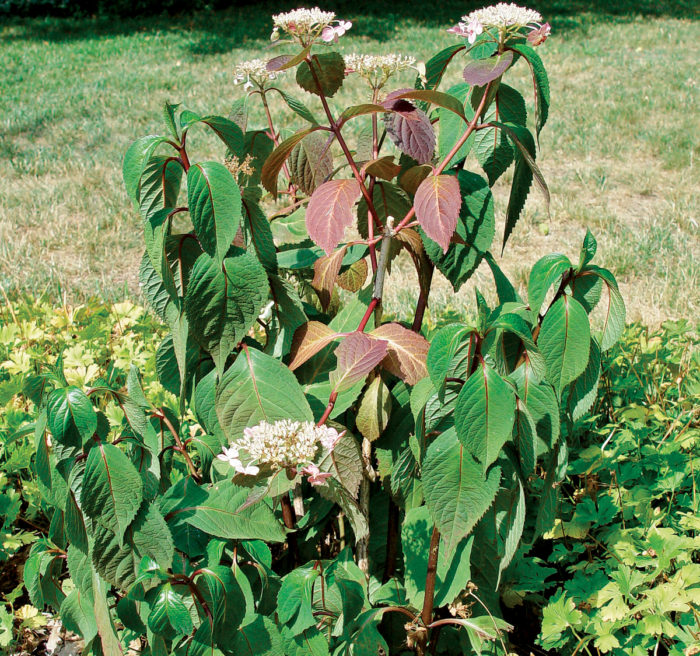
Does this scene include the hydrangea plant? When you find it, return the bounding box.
[26,4,626,655]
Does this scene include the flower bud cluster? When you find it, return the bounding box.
[233,58,281,91]
[344,53,416,89]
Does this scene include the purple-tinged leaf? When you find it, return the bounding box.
[305,179,362,255]
[414,174,462,253]
[330,332,388,393]
[370,323,429,385]
[312,245,347,310]
[266,48,311,72]
[382,92,435,165]
[463,51,513,86]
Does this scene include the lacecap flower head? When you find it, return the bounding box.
[271,7,351,44]
[233,58,282,91]
[448,3,550,46]
[344,53,417,88]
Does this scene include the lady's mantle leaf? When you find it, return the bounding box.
[414,174,462,253]
[306,179,362,255]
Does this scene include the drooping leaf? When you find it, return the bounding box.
[426,324,477,395]
[216,346,313,441]
[390,89,466,119]
[330,332,388,393]
[242,187,277,272]
[356,377,392,442]
[185,250,269,373]
[370,323,429,386]
[289,131,333,195]
[437,83,474,169]
[454,359,516,471]
[423,170,495,290]
[528,253,572,317]
[61,590,98,644]
[463,51,513,86]
[276,89,320,124]
[123,135,168,204]
[363,155,401,181]
[538,295,591,397]
[261,127,321,197]
[305,179,362,255]
[512,398,538,477]
[421,44,466,90]
[422,429,501,556]
[509,43,550,140]
[137,155,183,222]
[383,95,435,165]
[586,266,626,351]
[82,443,143,541]
[312,245,347,310]
[288,322,339,371]
[414,174,462,253]
[568,337,601,421]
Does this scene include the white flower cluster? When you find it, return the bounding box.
[218,420,342,474]
[271,7,336,41]
[344,53,416,87]
[463,2,542,28]
[233,58,281,91]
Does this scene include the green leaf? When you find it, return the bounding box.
[185,250,269,373]
[426,324,477,397]
[528,253,572,317]
[137,154,183,222]
[437,83,474,169]
[586,266,626,351]
[91,525,139,589]
[148,583,193,636]
[200,115,245,158]
[82,443,143,541]
[539,295,591,397]
[289,130,333,195]
[234,616,285,656]
[402,505,473,608]
[242,188,278,272]
[195,566,246,639]
[512,398,538,477]
[356,376,392,442]
[484,252,523,304]
[454,360,516,471]
[60,589,97,643]
[47,386,97,447]
[92,571,123,656]
[278,567,319,635]
[316,428,363,498]
[123,135,167,203]
[276,89,319,124]
[568,337,601,421]
[187,162,242,266]
[473,84,525,186]
[267,275,307,359]
[392,89,466,119]
[296,52,345,98]
[493,121,549,250]
[510,43,550,141]
[162,101,180,140]
[421,44,466,90]
[132,504,174,571]
[422,170,495,290]
[577,229,597,271]
[216,346,313,441]
[422,429,501,556]
[182,483,286,542]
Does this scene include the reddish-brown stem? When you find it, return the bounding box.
[412,263,434,332]
[358,298,379,332]
[316,391,338,427]
[280,493,299,564]
[179,131,191,172]
[306,55,382,247]
[421,527,440,631]
[154,409,200,482]
[394,80,494,235]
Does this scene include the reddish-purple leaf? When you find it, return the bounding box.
[312,245,347,310]
[330,332,388,393]
[382,91,435,165]
[370,323,429,385]
[305,179,362,255]
[288,321,339,370]
[463,51,514,86]
[414,174,462,253]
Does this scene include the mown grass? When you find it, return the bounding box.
[1,1,698,323]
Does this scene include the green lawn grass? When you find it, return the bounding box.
[2,1,698,324]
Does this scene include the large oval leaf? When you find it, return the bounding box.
[414,174,461,254]
[454,360,516,471]
[329,332,388,393]
[538,295,591,397]
[305,179,362,255]
[422,429,501,556]
[187,162,242,265]
[216,347,313,441]
[47,386,97,447]
[383,95,435,165]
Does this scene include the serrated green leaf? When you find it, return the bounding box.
[47,386,96,447]
[296,52,345,98]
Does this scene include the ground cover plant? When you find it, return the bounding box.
[2,1,698,324]
[3,4,648,654]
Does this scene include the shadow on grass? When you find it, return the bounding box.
[3,0,698,54]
